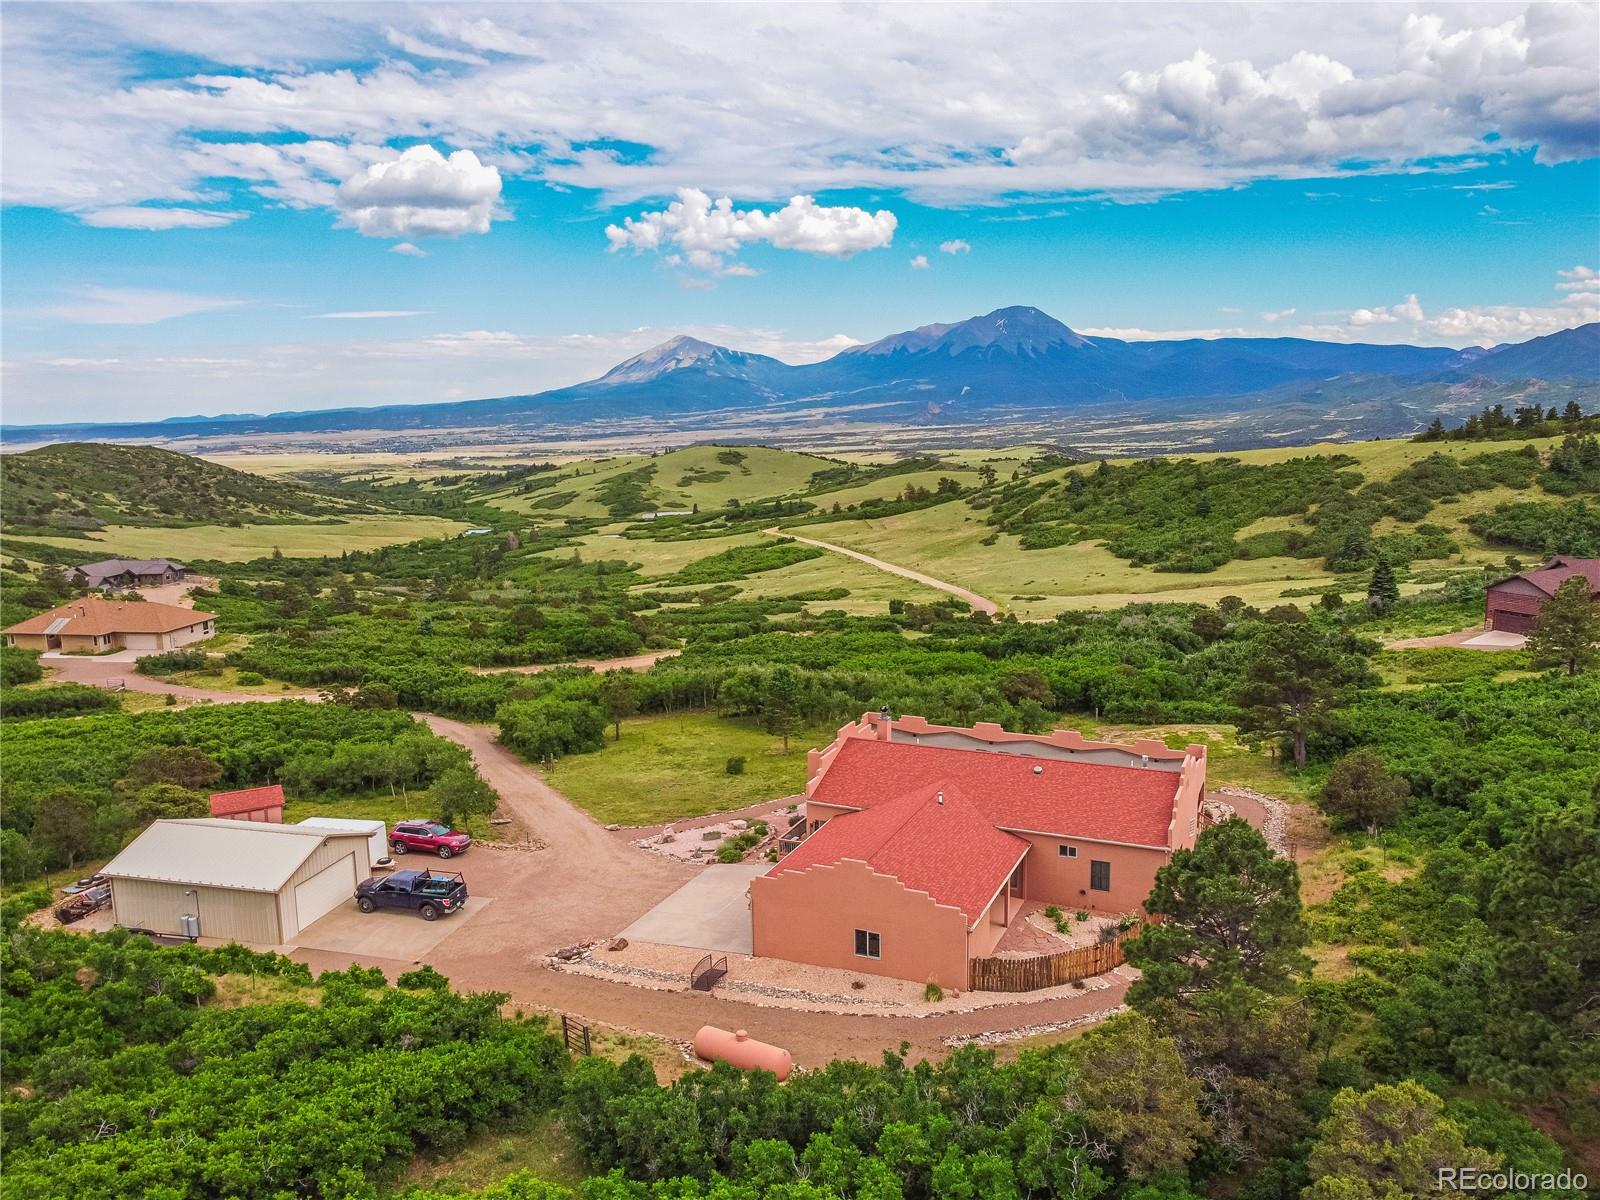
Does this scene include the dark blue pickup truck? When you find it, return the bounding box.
[354,870,468,921]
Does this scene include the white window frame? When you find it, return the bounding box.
[1058,844,1077,859]
[854,928,881,959]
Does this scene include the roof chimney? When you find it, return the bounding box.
[877,706,892,740]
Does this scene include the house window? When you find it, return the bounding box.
[1090,860,1112,891]
[854,929,881,959]
[1058,844,1077,859]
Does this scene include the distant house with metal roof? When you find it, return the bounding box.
[65,558,187,590]
[3,596,215,654]
[101,819,372,944]
[1485,555,1600,634]
[751,712,1207,988]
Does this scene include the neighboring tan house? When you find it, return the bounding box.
[3,596,216,653]
[210,785,286,824]
[1484,555,1600,634]
[751,712,1207,988]
[65,558,188,590]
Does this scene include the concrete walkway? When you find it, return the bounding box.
[620,862,768,953]
[1385,626,1527,651]
[764,527,1000,615]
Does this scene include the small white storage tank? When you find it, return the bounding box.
[296,818,388,867]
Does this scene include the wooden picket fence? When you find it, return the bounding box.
[968,925,1140,993]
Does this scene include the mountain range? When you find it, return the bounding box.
[7,308,1597,449]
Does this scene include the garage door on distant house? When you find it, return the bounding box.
[1489,608,1536,634]
[294,854,357,931]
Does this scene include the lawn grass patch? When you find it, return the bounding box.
[281,787,500,842]
[26,515,471,560]
[391,1111,587,1194]
[543,711,827,825]
[168,665,308,695]
[1376,647,1536,687]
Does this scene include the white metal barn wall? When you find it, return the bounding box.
[293,855,357,932]
[275,835,372,941]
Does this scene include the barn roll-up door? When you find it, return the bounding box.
[294,854,357,930]
[1489,608,1535,634]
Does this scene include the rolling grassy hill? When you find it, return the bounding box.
[788,435,1592,617]
[0,442,379,534]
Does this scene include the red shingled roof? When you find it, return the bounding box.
[810,737,1181,847]
[209,784,286,817]
[1501,556,1600,597]
[770,782,1028,924]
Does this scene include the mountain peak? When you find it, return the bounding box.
[594,334,790,388]
[849,305,1091,357]
[597,335,736,384]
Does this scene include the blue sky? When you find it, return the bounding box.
[2,2,1597,424]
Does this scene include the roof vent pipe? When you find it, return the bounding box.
[936,790,944,805]
[1032,765,1043,775]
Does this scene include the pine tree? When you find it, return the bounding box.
[1527,576,1600,675]
[1367,556,1400,611]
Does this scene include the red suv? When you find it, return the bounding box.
[390,821,472,859]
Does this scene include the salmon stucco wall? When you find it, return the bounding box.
[1013,833,1170,915]
[752,858,970,988]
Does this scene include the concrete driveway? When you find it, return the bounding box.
[620,862,768,953]
[291,896,496,960]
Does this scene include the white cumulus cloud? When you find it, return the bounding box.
[939,239,971,255]
[605,188,896,275]
[336,145,503,239]
[390,241,428,257]
[1334,274,1595,346]
[909,255,930,270]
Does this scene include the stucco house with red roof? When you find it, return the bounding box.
[1484,555,1600,634]
[750,711,1207,988]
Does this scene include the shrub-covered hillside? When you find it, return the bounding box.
[0,442,379,532]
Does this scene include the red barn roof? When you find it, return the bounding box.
[209,784,286,817]
[808,737,1182,847]
[769,783,1028,924]
[1491,555,1600,597]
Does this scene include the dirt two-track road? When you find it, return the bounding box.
[763,527,1000,615]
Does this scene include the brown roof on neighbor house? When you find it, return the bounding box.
[1490,556,1600,597]
[3,596,216,637]
[72,558,187,579]
[209,784,286,817]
